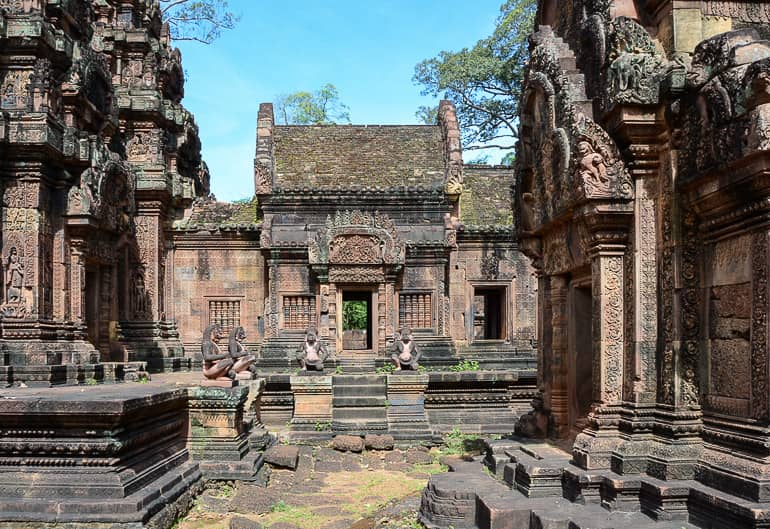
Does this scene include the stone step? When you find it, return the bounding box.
[331,420,388,433]
[332,374,386,385]
[332,384,386,397]
[333,395,386,407]
[333,407,388,421]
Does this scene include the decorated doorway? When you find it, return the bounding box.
[340,288,376,354]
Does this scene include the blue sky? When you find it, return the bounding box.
[175,0,505,202]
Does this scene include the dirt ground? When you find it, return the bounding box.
[177,445,446,529]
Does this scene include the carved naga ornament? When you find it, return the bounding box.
[517,29,633,230]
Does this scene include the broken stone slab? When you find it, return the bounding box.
[365,433,395,450]
[230,515,263,529]
[264,444,300,469]
[332,434,365,452]
[405,447,434,465]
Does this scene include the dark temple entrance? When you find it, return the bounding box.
[341,289,373,351]
[473,287,506,340]
[568,280,594,435]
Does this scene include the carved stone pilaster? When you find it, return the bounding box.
[573,228,627,470]
[69,239,87,330]
[549,274,569,439]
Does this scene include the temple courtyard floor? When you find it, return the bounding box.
[177,444,450,529]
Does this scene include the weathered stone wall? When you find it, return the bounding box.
[449,237,536,348]
[173,235,264,357]
[273,125,445,188]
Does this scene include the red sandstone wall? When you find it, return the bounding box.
[173,239,264,356]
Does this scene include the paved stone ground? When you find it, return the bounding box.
[178,445,442,529]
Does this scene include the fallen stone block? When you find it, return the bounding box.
[332,434,365,453]
[365,434,395,450]
[264,444,300,470]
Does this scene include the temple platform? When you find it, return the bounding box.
[0,373,265,529]
[258,368,537,440]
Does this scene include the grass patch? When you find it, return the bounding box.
[411,462,448,475]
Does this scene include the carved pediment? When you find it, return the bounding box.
[516,27,633,233]
[66,141,135,233]
[329,234,382,264]
[308,210,405,275]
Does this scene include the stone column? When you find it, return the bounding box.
[649,144,702,481]
[290,375,333,441]
[605,107,664,474]
[378,282,387,353]
[69,239,87,337]
[386,373,433,442]
[573,229,628,470]
[187,385,262,480]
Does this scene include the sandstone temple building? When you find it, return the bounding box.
[2,0,770,528]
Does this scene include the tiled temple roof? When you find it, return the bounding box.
[460,165,514,226]
[273,125,445,188]
[172,196,260,231]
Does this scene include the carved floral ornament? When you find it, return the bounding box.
[308,210,405,267]
[517,34,633,230]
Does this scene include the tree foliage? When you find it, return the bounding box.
[413,0,536,152]
[343,301,367,330]
[160,0,240,44]
[275,84,351,125]
[415,105,439,125]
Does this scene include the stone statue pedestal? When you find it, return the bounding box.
[290,375,333,441]
[201,378,237,388]
[386,373,434,443]
[187,385,263,481]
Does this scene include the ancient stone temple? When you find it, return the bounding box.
[0,0,206,385]
[0,2,539,527]
[420,1,770,528]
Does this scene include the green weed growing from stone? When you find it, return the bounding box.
[449,360,480,372]
[270,500,290,512]
[314,420,331,432]
[375,363,395,374]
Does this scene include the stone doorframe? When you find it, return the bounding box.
[308,210,405,356]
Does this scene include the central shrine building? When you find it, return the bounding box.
[169,101,537,373]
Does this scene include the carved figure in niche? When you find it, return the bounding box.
[228,326,256,376]
[391,326,422,371]
[576,140,609,193]
[5,247,23,303]
[202,324,235,380]
[131,271,149,319]
[296,326,329,371]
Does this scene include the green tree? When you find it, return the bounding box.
[160,0,240,44]
[501,151,516,165]
[413,0,536,154]
[275,84,351,125]
[343,301,367,330]
[415,104,439,125]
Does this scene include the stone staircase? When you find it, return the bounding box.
[336,355,376,374]
[331,374,388,434]
[420,437,770,529]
